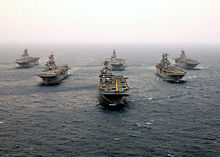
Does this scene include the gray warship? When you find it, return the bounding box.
[106,50,125,70]
[156,53,186,82]
[15,49,40,68]
[174,50,200,69]
[37,54,70,85]
[99,61,129,106]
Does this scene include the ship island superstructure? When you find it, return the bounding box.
[174,50,200,69]
[106,50,125,70]
[156,53,186,82]
[15,49,40,68]
[37,54,70,85]
[99,61,129,106]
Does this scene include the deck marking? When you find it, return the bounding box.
[116,79,118,92]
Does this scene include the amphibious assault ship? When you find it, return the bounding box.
[99,61,129,106]
[37,54,70,85]
[15,49,40,68]
[106,50,125,70]
[174,50,200,69]
[156,53,186,82]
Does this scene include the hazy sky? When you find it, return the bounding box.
[0,0,220,44]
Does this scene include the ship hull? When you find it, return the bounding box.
[110,64,124,71]
[38,69,69,85]
[98,91,128,106]
[175,61,199,69]
[16,58,39,68]
[156,66,185,82]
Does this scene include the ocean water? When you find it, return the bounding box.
[0,44,220,156]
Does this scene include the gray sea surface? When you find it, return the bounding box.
[0,44,220,156]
